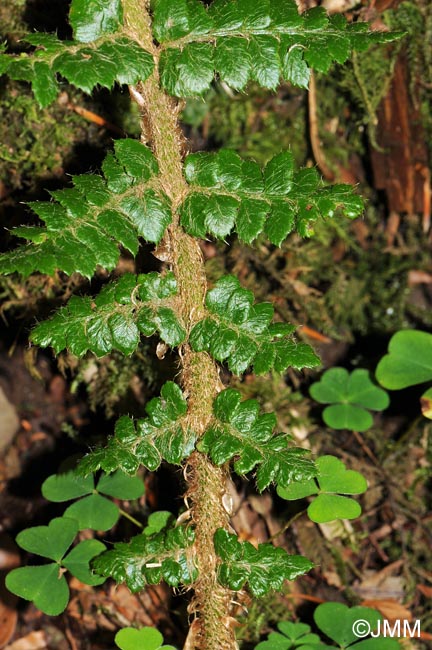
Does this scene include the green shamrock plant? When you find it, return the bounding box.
[310,368,389,432]
[255,620,328,649]
[115,627,176,650]
[376,330,432,419]
[277,455,367,523]
[42,468,145,530]
[313,602,400,649]
[255,602,400,649]
[5,517,105,615]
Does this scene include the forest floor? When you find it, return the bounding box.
[0,316,431,649]
[1,0,432,645]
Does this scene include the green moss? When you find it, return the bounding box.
[183,83,307,167]
[71,345,158,417]
[0,0,27,42]
[0,84,88,189]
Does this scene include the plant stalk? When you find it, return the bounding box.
[122,2,236,648]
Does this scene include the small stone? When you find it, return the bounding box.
[0,387,19,453]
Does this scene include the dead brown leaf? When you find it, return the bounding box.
[361,598,412,622]
[5,632,46,650]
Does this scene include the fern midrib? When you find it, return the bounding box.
[160,27,354,49]
[122,2,235,649]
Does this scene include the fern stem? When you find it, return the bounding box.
[122,2,236,647]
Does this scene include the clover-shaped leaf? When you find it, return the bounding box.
[376,330,432,389]
[310,368,389,431]
[42,469,144,531]
[314,602,400,649]
[277,456,367,523]
[115,627,176,650]
[6,564,70,616]
[255,620,328,649]
[6,517,106,615]
[15,515,78,561]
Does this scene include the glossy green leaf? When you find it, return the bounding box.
[69,0,123,42]
[32,62,59,107]
[214,529,313,597]
[64,493,119,531]
[6,564,70,616]
[2,36,153,108]
[160,43,214,96]
[31,273,185,357]
[199,389,316,491]
[0,142,170,278]
[143,512,173,536]
[16,517,78,562]
[62,539,106,585]
[190,275,319,375]
[93,523,196,592]
[281,46,310,90]
[310,368,389,431]
[79,383,193,474]
[152,0,402,96]
[376,330,432,389]
[181,150,364,245]
[115,139,159,180]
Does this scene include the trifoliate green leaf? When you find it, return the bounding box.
[199,389,316,491]
[277,455,367,523]
[42,468,144,530]
[181,150,364,245]
[0,142,171,278]
[190,275,319,375]
[310,368,389,431]
[7,525,106,614]
[93,523,196,592]
[255,620,323,650]
[31,273,185,356]
[214,529,313,597]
